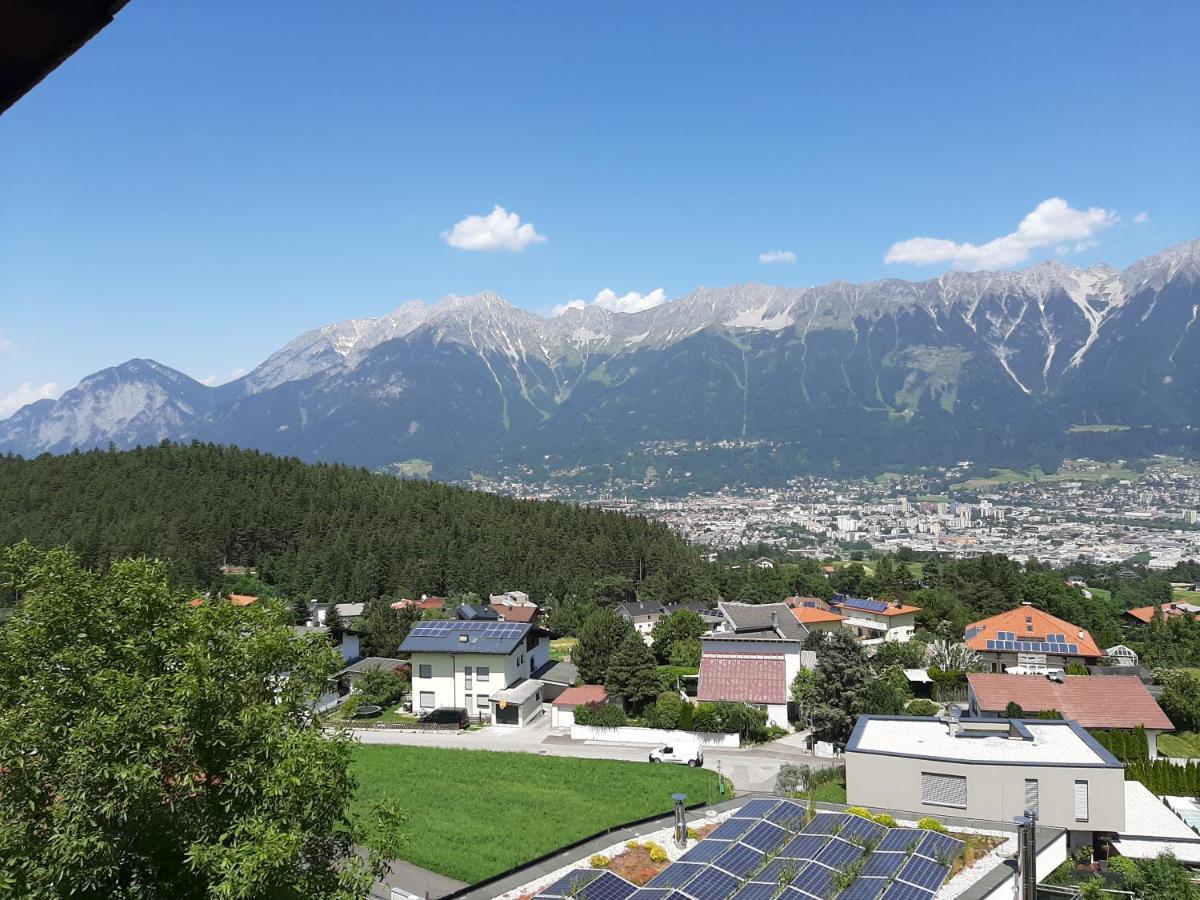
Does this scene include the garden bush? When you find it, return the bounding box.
[575,702,628,727]
[355,667,409,707]
[871,813,897,827]
[1091,726,1149,763]
[846,806,871,818]
[590,855,609,868]
[905,699,939,717]
[917,817,947,833]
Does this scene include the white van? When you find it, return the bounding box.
[648,743,704,766]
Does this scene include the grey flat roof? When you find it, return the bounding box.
[532,659,579,685]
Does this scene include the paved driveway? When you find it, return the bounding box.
[346,709,839,794]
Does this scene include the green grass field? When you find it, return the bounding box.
[550,637,578,661]
[1174,589,1200,603]
[350,745,721,882]
[811,780,847,804]
[1158,733,1200,758]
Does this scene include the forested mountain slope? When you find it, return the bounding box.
[0,444,707,603]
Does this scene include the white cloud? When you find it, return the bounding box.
[0,330,11,352]
[552,288,668,317]
[230,367,246,379]
[442,205,546,252]
[759,250,796,264]
[884,197,1120,270]
[1134,211,1150,224]
[0,382,60,419]
[200,374,218,386]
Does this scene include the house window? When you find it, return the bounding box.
[419,691,435,708]
[518,654,524,666]
[921,773,967,809]
[464,666,473,688]
[1074,780,1089,821]
[476,693,489,709]
[418,664,432,679]
[476,666,490,682]
[1024,779,1039,814]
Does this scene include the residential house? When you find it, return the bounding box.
[751,556,776,570]
[831,594,921,644]
[965,604,1103,674]
[551,684,607,728]
[617,600,668,644]
[530,659,579,703]
[966,673,1174,757]
[847,715,1125,841]
[457,603,500,621]
[293,624,361,665]
[490,603,538,623]
[489,590,532,607]
[790,605,845,634]
[664,600,724,629]
[390,595,447,613]
[1124,601,1200,625]
[698,602,809,729]
[329,656,407,702]
[399,620,550,726]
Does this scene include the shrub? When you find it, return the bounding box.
[686,827,700,840]
[917,817,947,833]
[355,667,409,708]
[871,813,897,827]
[575,702,628,727]
[1004,700,1025,718]
[1036,709,1064,720]
[1092,727,1149,763]
[646,842,668,863]
[905,699,939,717]
[677,700,695,732]
[774,763,812,795]
[765,724,790,741]
[1106,855,1140,882]
[590,855,609,868]
[691,703,718,733]
[1067,663,1090,676]
[626,840,641,850]
[1073,845,1093,865]
[646,691,684,730]
[846,806,872,818]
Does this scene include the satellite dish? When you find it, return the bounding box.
[947,704,962,721]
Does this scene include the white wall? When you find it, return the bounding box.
[974,829,1067,900]
[571,724,741,748]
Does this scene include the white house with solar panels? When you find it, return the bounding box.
[398,620,550,726]
[830,595,921,644]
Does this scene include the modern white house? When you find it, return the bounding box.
[399,620,550,725]
[847,715,1126,844]
[698,602,809,730]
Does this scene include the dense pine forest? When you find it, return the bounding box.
[0,443,710,604]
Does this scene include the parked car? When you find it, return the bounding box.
[649,743,703,766]
[419,707,470,729]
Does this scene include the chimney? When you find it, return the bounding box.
[771,611,780,631]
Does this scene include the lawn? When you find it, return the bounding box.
[1158,733,1200,758]
[349,745,721,882]
[811,779,847,804]
[550,637,578,661]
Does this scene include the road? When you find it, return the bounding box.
[345,714,840,793]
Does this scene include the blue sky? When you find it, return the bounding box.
[1,2,1197,414]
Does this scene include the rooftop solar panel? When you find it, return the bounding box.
[841,596,889,613]
[861,851,905,878]
[897,856,949,892]
[753,857,806,885]
[915,831,964,863]
[735,798,783,819]
[879,883,934,900]
[627,891,672,900]
[876,829,924,853]
[802,813,848,836]
[1068,644,1079,654]
[576,871,639,900]
[680,839,732,863]
[985,640,997,650]
[778,889,813,900]
[790,862,836,899]
[539,869,602,897]
[780,834,829,860]
[731,882,780,900]
[835,877,887,900]
[681,869,739,900]
[713,842,765,878]
[741,820,790,852]
[767,800,808,828]
[708,818,755,841]
[813,837,863,871]
[840,816,887,843]
[647,863,706,889]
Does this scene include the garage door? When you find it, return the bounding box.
[495,703,519,725]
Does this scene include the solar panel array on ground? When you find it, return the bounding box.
[533,801,964,900]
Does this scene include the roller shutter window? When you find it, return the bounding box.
[1074,780,1089,821]
[1024,779,1039,814]
[921,772,967,809]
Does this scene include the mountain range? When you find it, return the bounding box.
[4,239,1199,487]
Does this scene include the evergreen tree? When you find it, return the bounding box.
[606,631,663,710]
[574,608,635,684]
[323,603,344,633]
[810,629,873,744]
[650,609,706,663]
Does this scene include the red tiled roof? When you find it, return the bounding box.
[492,604,538,623]
[967,673,1173,731]
[552,685,608,707]
[228,594,258,606]
[791,607,844,625]
[1126,602,1200,624]
[965,606,1103,657]
[698,653,787,705]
